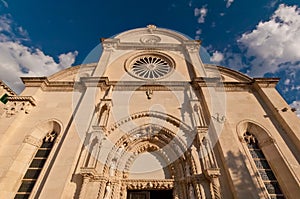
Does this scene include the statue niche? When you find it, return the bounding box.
[97,102,110,127]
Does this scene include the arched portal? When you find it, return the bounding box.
[79,111,215,199]
[102,123,195,199]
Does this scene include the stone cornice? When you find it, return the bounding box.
[253,78,280,88]
[7,96,36,106]
[111,81,191,91]
[192,77,279,91]
[21,77,48,87]
[19,76,279,92]
[0,80,16,95]
[101,37,202,52]
[21,77,75,91]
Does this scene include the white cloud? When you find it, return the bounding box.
[284,78,291,85]
[194,5,208,23]
[290,101,300,118]
[238,4,300,76]
[196,29,202,35]
[226,0,234,8]
[195,29,202,40]
[210,51,224,63]
[0,15,12,33]
[267,0,279,8]
[0,14,78,93]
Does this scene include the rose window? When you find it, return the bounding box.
[126,54,174,80]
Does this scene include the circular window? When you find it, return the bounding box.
[126,53,174,80]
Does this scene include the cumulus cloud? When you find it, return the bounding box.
[238,4,300,76]
[0,14,78,93]
[225,0,234,8]
[210,51,224,63]
[290,101,300,117]
[0,14,12,33]
[194,5,208,23]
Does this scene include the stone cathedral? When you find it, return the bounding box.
[0,26,299,199]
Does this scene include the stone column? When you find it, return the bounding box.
[204,168,221,199]
[79,175,90,199]
[96,179,107,199]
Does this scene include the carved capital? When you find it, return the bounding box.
[102,39,119,51]
[204,168,221,180]
[80,168,97,177]
[184,41,201,53]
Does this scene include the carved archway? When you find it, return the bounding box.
[104,124,193,179]
[100,121,201,199]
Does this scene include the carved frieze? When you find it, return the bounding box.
[4,96,36,118]
[124,179,174,190]
[140,35,161,44]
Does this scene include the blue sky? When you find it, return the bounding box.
[0,0,300,115]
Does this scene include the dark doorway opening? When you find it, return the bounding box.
[127,190,173,199]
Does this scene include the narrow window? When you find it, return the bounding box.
[15,132,57,199]
[243,132,285,199]
[0,93,8,104]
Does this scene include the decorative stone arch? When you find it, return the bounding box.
[114,26,190,44]
[107,110,192,136]
[33,120,61,139]
[236,120,297,198]
[13,119,63,198]
[93,111,203,199]
[236,120,274,147]
[104,123,194,179]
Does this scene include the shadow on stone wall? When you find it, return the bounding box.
[72,173,83,199]
[225,150,264,198]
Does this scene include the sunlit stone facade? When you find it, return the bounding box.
[0,26,300,199]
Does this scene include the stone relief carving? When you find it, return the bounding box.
[102,41,118,51]
[126,180,173,190]
[146,24,157,33]
[140,35,161,44]
[45,131,57,142]
[186,44,200,53]
[103,181,112,199]
[146,88,153,99]
[211,113,226,123]
[109,158,117,177]
[4,96,36,118]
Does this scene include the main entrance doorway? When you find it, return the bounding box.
[127,190,173,199]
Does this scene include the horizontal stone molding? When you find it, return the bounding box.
[23,135,42,147]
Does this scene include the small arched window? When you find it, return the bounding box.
[14,132,57,199]
[243,132,285,199]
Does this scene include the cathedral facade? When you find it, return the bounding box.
[0,26,299,199]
